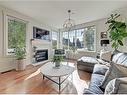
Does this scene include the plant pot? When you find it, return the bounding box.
[55,62,60,68]
[16,59,26,71]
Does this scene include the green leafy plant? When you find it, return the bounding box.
[14,46,26,60]
[53,55,64,63]
[106,13,127,49]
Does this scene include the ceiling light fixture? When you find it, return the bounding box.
[63,10,75,28]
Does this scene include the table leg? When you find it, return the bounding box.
[58,77,61,93]
[43,75,45,80]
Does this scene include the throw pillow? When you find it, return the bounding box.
[101,62,127,89]
[105,78,118,94]
[105,77,127,94]
[100,50,112,62]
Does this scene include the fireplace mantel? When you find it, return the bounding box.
[30,39,52,66]
[31,39,52,45]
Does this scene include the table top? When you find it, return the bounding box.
[40,62,75,77]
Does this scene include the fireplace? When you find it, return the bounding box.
[34,49,48,62]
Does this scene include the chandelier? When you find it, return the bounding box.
[63,10,75,28]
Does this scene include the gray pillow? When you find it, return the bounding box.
[105,77,127,94]
[101,62,127,89]
[105,78,118,94]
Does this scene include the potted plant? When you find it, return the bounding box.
[14,46,26,71]
[106,13,127,50]
[52,55,64,68]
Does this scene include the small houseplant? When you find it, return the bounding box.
[52,55,64,68]
[14,46,26,70]
[106,13,127,50]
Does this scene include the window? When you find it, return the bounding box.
[85,26,95,51]
[69,30,76,50]
[62,32,68,49]
[52,31,58,49]
[62,26,96,51]
[7,16,26,55]
[76,29,84,49]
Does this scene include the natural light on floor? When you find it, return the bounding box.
[25,68,41,81]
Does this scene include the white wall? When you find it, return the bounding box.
[0,6,57,72]
[115,7,127,52]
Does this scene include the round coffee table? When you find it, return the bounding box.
[40,62,75,93]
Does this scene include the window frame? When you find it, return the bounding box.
[4,15,27,56]
[62,25,96,52]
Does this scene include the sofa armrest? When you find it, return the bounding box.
[105,77,127,94]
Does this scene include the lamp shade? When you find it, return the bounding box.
[101,40,109,46]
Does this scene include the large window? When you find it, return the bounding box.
[7,16,26,54]
[69,30,76,50]
[62,26,96,51]
[52,31,58,49]
[76,29,84,49]
[63,32,68,49]
[85,26,95,51]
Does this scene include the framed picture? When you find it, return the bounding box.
[101,32,107,39]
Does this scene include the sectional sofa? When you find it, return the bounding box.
[77,50,127,94]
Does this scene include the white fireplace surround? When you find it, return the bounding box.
[31,39,52,66]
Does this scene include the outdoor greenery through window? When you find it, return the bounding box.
[63,31,68,49]
[52,31,58,49]
[85,26,95,51]
[62,26,95,51]
[7,16,26,54]
[69,30,76,50]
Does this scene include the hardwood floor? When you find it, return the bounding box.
[0,60,91,94]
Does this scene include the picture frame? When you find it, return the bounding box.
[101,32,107,39]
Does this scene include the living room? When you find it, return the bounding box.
[0,0,127,94]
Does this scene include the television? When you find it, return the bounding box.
[33,27,50,41]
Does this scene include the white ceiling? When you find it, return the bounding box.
[0,0,127,29]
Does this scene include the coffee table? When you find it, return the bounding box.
[40,62,75,93]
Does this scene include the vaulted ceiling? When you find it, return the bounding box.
[0,0,127,29]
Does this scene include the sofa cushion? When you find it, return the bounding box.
[86,74,104,94]
[101,63,127,89]
[105,78,118,94]
[87,84,104,94]
[116,53,127,63]
[116,77,127,94]
[122,59,127,66]
[112,53,123,64]
[77,56,99,72]
[112,50,127,66]
[93,64,109,75]
[105,77,127,94]
[90,74,105,86]
[77,56,99,66]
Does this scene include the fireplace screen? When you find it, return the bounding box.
[34,49,48,62]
